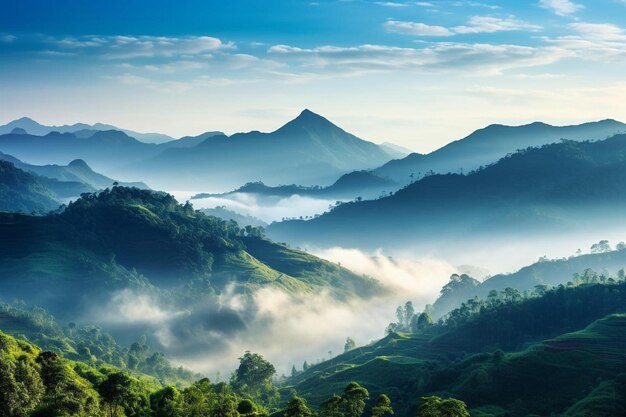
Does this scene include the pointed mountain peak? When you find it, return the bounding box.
[279,109,339,132]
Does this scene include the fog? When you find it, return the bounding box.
[99,249,456,376]
[170,190,340,223]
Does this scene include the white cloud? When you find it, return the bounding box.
[49,34,234,59]
[374,1,410,6]
[539,0,583,16]
[1,34,16,43]
[268,42,567,76]
[453,16,542,34]
[543,22,626,61]
[384,20,454,36]
[386,16,541,37]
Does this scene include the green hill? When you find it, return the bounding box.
[0,186,380,318]
[286,281,626,416]
[0,160,62,213]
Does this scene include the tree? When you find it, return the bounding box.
[234,351,276,391]
[617,242,626,251]
[416,313,433,330]
[151,386,182,417]
[590,240,611,254]
[0,354,44,417]
[404,302,415,326]
[284,396,313,417]
[416,396,469,417]
[342,382,369,417]
[303,361,309,371]
[238,398,256,416]
[344,337,356,353]
[291,365,298,378]
[371,394,394,417]
[320,394,343,417]
[98,372,146,417]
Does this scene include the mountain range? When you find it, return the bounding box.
[374,119,626,184]
[268,133,626,252]
[0,116,179,144]
[0,111,398,190]
[125,109,398,189]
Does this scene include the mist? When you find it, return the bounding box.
[96,249,456,376]
[170,190,339,223]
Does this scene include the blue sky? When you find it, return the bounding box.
[1,0,626,151]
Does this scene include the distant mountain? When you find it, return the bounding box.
[379,141,413,158]
[0,160,61,213]
[0,116,176,144]
[128,109,397,190]
[0,129,160,173]
[268,134,626,250]
[432,248,626,318]
[0,152,148,190]
[193,170,397,201]
[375,119,626,183]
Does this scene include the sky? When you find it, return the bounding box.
[1,0,626,152]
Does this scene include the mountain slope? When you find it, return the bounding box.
[268,134,626,251]
[0,186,380,319]
[287,281,626,416]
[432,248,626,318]
[375,119,626,184]
[0,152,148,190]
[0,160,62,213]
[129,110,396,190]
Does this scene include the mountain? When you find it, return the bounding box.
[286,280,626,416]
[379,141,413,158]
[128,109,398,190]
[193,171,397,201]
[0,116,176,143]
[0,152,148,190]
[0,186,380,319]
[375,119,626,184]
[0,160,63,213]
[432,248,626,318]
[0,129,160,173]
[268,134,626,251]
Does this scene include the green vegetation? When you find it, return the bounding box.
[0,160,61,213]
[0,301,199,386]
[287,277,626,416]
[0,186,379,320]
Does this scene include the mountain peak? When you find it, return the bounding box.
[279,109,337,132]
[67,159,91,170]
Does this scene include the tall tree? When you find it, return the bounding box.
[345,337,357,352]
[371,394,394,417]
[284,396,313,417]
[416,396,469,417]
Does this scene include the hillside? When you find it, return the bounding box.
[268,134,626,251]
[375,119,626,184]
[0,160,62,213]
[129,110,397,190]
[0,152,148,190]
[286,281,626,416]
[0,186,380,319]
[432,247,626,318]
